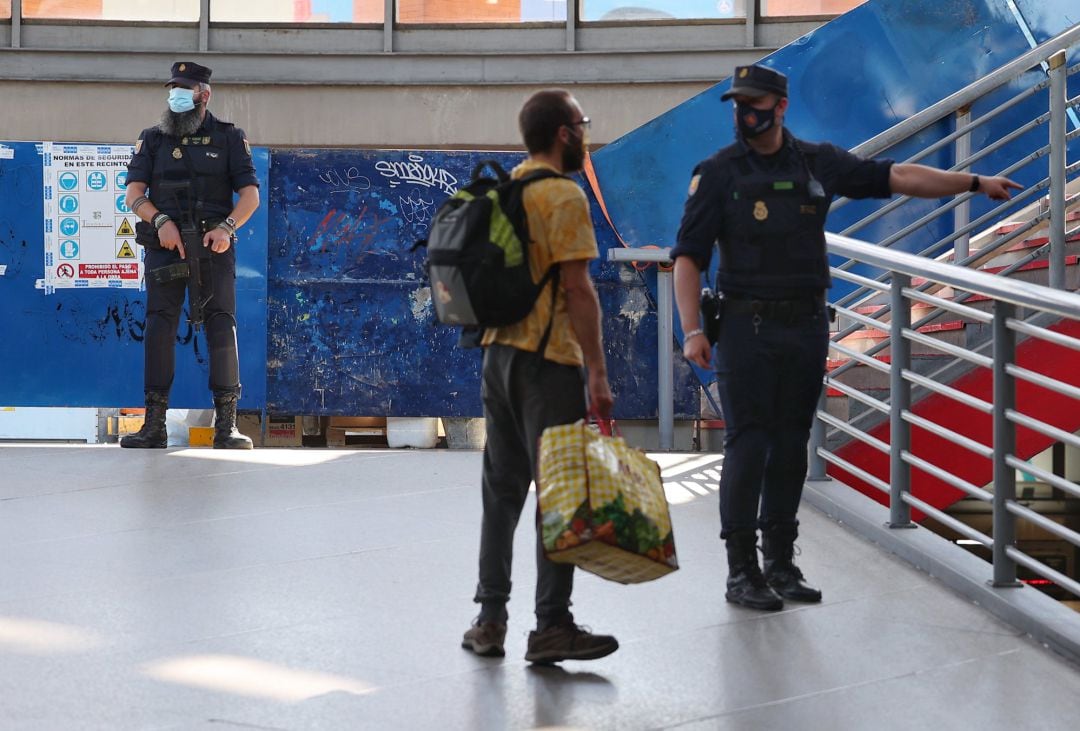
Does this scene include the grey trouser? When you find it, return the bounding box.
[474,343,587,628]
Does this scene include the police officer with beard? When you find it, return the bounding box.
[672,65,1020,611]
[121,61,260,450]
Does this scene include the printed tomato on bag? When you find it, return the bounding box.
[538,420,678,584]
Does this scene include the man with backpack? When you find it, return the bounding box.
[460,89,619,664]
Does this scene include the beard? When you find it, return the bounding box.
[157,107,203,139]
[561,138,586,173]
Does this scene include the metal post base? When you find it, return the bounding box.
[887,522,918,530]
[987,579,1024,589]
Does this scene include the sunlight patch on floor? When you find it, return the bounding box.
[142,654,376,702]
[0,616,104,655]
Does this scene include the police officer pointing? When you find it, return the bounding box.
[121,61,260,450]
[672,65,1020,611]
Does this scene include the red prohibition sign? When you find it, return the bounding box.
[57,263,75,278]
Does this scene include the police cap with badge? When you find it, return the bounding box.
[721,65,788,101]
[166,61,212,87]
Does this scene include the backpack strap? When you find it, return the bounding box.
[534,265,560,361]
[515,168,569,361]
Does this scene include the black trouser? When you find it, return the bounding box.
[143,246,240,396]
[714,301,829,539]
[474,343,587,628]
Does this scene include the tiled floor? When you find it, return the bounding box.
[2,444,1079,730]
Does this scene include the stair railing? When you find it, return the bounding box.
[812,232,1080,598]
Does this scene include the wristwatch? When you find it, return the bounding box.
[216,216,238,236]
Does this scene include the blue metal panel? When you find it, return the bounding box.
[590,0,1080,305]
[266,149,698,418]
[0,142,269,410]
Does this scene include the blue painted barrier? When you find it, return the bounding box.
[0,142,269,410]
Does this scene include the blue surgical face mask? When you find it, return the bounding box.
[168,87,197,113]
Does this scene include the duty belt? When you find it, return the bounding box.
[723,296,824,318]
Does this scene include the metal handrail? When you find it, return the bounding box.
[815,231,1080,601]
[827,233,1080,319]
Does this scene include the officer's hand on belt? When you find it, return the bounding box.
[157,220,186,260]
[683,329,712,369]
[203,226,233,254]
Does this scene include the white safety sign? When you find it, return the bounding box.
[42,143,140,293]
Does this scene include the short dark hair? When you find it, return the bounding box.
[519,89,576,154]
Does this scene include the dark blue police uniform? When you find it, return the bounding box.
[672,108,894,605]
[127,109,258,397]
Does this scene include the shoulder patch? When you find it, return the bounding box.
[688,174,701,197]
[134,139,143,154]
[243,138,251,155]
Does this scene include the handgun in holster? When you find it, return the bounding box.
[146,180,215,331]
[700,287,724,346]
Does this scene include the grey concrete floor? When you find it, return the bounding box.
[2,444,1080,731]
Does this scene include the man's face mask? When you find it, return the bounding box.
[735,100,779,139]
[168,87,198,113]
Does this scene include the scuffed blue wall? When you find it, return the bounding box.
[266,149,699,418]
[0,142,269,410]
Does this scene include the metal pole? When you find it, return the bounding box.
[11,0,21,49]
[954,106,971,263]
[657,268,675,450]
[607,247,675,450]
[992,301,1021,586]
[889,273,915,528]
[383,0,394,53]
[199,0,209,52]
[745,0,756,49]
[1048,51,1066,290]
[566,0,576,52]
[807,388,829,480]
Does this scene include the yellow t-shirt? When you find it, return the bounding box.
[481,160,599,367]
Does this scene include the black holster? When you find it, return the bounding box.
[701,288,724,346]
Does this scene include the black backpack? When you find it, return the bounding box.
[415,160,567,328]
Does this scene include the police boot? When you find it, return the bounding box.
[212,393,253,450]
[763,525,822,603]
[120,391,169,449]
[724,531,783,611]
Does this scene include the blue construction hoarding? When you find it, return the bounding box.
[1,0,1077,417]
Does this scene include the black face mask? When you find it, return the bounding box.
[735,101,779,139]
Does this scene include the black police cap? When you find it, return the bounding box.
[166,61,212,88]
[721,64,788,101]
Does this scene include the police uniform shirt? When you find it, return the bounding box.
[672,129,894,297]
[127,111,259,219]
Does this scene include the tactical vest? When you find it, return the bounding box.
[149,125,234,220]
[715,146,831,295]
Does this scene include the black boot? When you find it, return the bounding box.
[120,391,169,449]
[763,526,822,603]
[213,393,253,450]
[724,532,783,611]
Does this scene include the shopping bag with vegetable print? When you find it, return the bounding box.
[537,419,678,584]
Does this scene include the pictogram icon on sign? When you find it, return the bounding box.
[116,218,135,237]
[59,240,80,259]
[115,171,127,189]
[59,195,79,214]
[59,218,80,237]
[87,171,108,191]
[116,194,130,213]
[58,172,79,191]
[57,263,75,278]
[116,240,136,259]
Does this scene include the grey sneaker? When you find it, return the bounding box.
[524,619,618,664]
[461,620,506,657]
